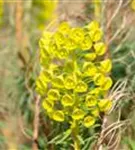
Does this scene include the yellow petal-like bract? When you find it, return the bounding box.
[39,31,52,49]
[57,48,69,59]
[70,28,85,43]
[42,99,54,112]
[89,29,103,42]
[100,59,112,73]
[83,62,97,77]
[53,110,65,122]
[61,94,74,107]
[52,76,64,88]
[75,81,87,93]
[36,78,47,96]
[81,35,92,50]
[101,77,113,90]
[91,108,99,117]
[87,21,99,31]
[89,88,102,95]
[94,73,106,86]
[85,95,97,107]
[47,89,60,101]
[83,116,96,128]
[58,22,70,34]
[54,32,65,46]
[65,38,77,50]
[98,99,112,112]
[72,109,85,120]
[84,53,96,61]
[94,42,106,56]
[64,76,76,90]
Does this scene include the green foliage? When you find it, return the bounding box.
[123,137,135,150]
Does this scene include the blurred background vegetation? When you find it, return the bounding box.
[0,0,135,149]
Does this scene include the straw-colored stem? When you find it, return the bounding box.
[94,0,101,21]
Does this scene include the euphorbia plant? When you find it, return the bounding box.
[36,21,113,149]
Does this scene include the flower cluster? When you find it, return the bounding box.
[36,21,113,128]
[131,0,135,10]
[0,0,3,25]
[32,0,57,30]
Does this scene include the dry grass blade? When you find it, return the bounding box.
[106,0,123,29]
[110,79,127,94]
[108,133,121,150]
[96,79,130,150]
[107,127,117,146]
[97,120,130,150]
[102,120,129,142]
[108,15,126,45]
[108,79,128,113]
[113,28,132,54]
[32,95,40,150]
[18,113,32,140]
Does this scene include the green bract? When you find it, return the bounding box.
[36,21,113,128]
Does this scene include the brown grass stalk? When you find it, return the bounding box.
[32,95,40,150]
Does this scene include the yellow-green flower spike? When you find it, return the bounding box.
[42,99,54,112]
[61,94,74,107]
[98,99,112,112]
[100,59,112,73]
[83,116,96,128]
[75,81,88,93]
[53,110,65,122]
[72,108,85,120]
[85,95,97,107]
[36,20,113,133]
[94,42,106,56]
[47,89,60,101]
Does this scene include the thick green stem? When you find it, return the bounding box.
[74,137,80,150]
[72,123,80,150]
